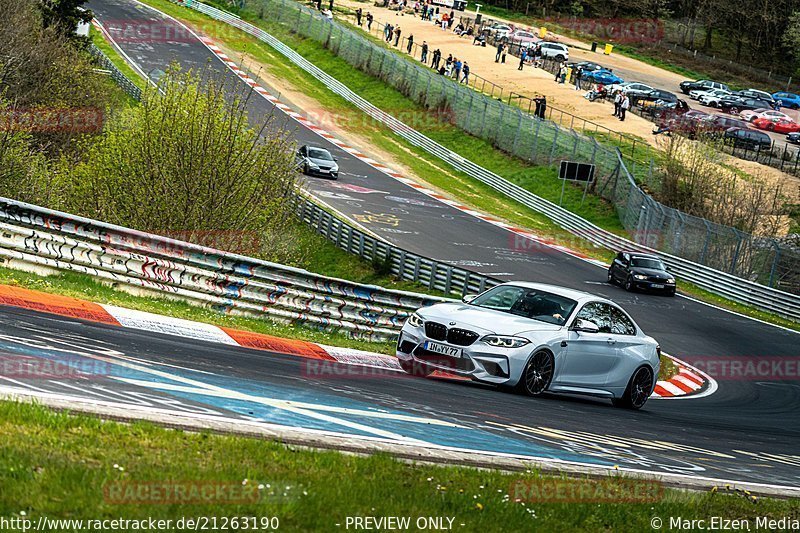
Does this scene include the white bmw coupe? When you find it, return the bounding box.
[397,282,661,409]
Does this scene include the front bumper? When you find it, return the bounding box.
[631,278,676,292]
[396,325,530,385]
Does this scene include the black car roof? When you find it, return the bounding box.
[620,251,661,259]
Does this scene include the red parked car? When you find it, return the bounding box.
[752,117,800,134]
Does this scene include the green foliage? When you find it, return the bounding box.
[66,67,299,256]
[37,0,93,42]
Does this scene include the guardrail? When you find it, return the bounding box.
[182,0,800,321]
[88,44,143,101]
[0,197,451,342]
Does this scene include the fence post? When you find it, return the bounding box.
[511,109,523,155]
[530,118,542,163]
[699,219,712,265]
[549,125,560,164]
[768,241,781,288]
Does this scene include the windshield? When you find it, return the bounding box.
[308,148,333,161]
[470,286,577,326]
[631,258,666,270]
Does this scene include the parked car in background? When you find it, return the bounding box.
[702,114,751,133]
[507,29,538,45]
[697,89,731,107]
[752,117,800,134]
[788,132,800,145]
[567,60,604,72]
[719,97,773,115]
[584,69,623,85]
[538,42,569,61]
[607,252,676,296]
[639,89,679,104]
[773,92,800,109]
[666,109,709,137]
[679,79,729,95]
[740,108,791,122]
[607,82,655,98]
[488,23,513,39]
[737,89,775,105]
[723,127,773,151]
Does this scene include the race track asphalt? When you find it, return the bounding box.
[18,0,795,487]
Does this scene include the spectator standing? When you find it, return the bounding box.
[613,90,622,117]
[366,12,373,30]
[355,7,362,26]
[559,62,567,83]
[329,0,333,11]
[619,93,630,121]
[421,41,429,63]
[495,42,504,62]
[394,26,402,46]
[407,34,414,54]
[448,9,455,28]
[441,13,448,30]
[461,61,470,84]
[518,48,527,71]
[384,23,392,42]
[454,58,462,80]
[574,66,582,90]
[431,48,441,70]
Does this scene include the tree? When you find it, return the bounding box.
[783,11,800,70]
[37,0,93,43]
[67,67,299,257]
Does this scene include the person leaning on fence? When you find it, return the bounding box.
[384,23,392,41]
[421,41,429,63]
[431,48,441,70]
[394,26,402,46]
[461,62,470,84]
[534,96,547,119]
[407,34,414,54]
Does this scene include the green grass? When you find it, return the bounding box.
[90,27,146,91]
[2,400,798,530]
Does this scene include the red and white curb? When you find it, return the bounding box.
[652,354,715,399]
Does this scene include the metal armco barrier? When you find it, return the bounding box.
[179,1,800,320]
[0,198,451,342]
[291,194,499,296]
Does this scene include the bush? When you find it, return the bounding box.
[66,67,299,257]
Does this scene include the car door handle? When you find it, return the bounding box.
[606,338,616,345]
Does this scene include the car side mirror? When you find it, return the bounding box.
[333,157,338,161]
[462,294,478,304]
[572,319,600,334]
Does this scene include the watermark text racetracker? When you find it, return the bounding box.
[650,515,800,530]
[679,356,800,381]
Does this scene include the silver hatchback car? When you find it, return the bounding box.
[397,282,660,409]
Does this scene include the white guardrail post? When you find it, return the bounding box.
[182,0,800,322]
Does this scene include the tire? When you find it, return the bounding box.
[730,106,739,115]
[607,269,615,285]
[554,54,565,62]
[666,288,676,297]
[612,366,653,410]
[516,350,554,396]
[624,276,635,292]
[399,358,434,377]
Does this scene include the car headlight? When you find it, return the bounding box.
[307,161,319,169]
[406,313,424,328]
[482,335,530,348]
[666,278,675,284]
[634,274,648,280]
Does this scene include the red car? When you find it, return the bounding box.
[752,117,800,134]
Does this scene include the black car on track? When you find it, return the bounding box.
[608,251,676,296]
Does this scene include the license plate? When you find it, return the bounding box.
[319,169,329,173]
[651,283,664,289]
[424,341,462,358]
